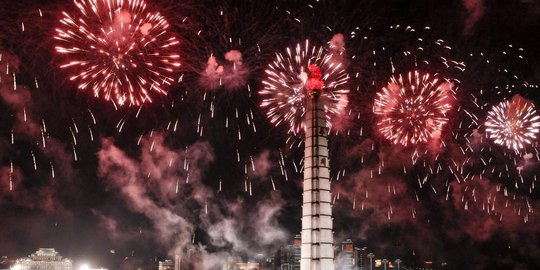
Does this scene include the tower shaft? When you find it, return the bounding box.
[301,95,334,270]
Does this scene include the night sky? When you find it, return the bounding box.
[1,0,540,269]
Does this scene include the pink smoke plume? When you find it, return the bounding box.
[199,50,249,90]
[329,33,346,53]
[463,0,485,35]
[330,130,540,262]
[97,134,288,265]
[0,48,77,216]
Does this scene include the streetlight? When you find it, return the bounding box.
[367,253,375,270]
[395,259,402,270]
[382,259,388,270]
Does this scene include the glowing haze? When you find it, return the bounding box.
[54,0,181,106]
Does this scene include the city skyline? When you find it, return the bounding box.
[1,0,539,270]
[2,239,413,270]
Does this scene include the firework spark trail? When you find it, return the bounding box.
[442,46,540,195]
[339,24,538,211]
[54,0,181,106]
[1,1,540,265]
[4,0,540,236]
[353,26,531,201]
[260,40,349,135]
[374,70,454,146]
[485,95,540,151]
[340,24,537,223]
[162,2,293,170]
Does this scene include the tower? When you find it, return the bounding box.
[301,64,334,270]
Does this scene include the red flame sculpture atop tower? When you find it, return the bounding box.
[306,64,325,98]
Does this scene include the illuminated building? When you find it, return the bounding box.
[174,249,197,270]
[158,259,174,270]
[174,254,182,270]
[336,239,359,270]
[253,253,273,269]
[11,248,72,270]
[231,262,260,270]
[357,247,368,270]
[219,256,263,270]
[275,235,301,270]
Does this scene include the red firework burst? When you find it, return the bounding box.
[55,0,181,106]
[485,95,540,151]
[374,71,454,146]
[259,40,349,135]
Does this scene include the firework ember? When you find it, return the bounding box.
[374,71,454,146]
[485,95,540,151]
[259,40,349,135]
[54,0,181,106]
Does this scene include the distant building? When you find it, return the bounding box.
[174,249,199,270]
[274,235,301,270]
[12,248,72,270]
[221,256,240,270]
[231,262,260,270]
[357,247,368,270]
[174,254,183,270]
[219,256,264,270]
[335,239,359,270]
[253,253,273,269]
[158,260,174,270]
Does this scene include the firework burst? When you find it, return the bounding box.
[259,40,349,135]
[54,0,181,106]
[485,95,540,151]
[374,71,455,146]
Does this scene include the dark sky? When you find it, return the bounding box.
[1,0,540,270]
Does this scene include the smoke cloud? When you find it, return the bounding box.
[199,50,249,90]
[462,0,485,35]
[96,134,287,266]
[0,48,77,210]
[330,130,540,268]
[329,33,346,53]
[0,48,80,256]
